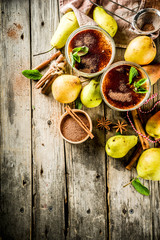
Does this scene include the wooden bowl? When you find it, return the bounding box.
[59,109,92,144]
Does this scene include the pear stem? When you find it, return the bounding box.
[33,46,54,57]
[123,178,136,188]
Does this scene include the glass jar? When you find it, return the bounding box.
[65,25,116,78]
[100,61,151,111]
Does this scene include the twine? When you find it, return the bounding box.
[127,93,160,143]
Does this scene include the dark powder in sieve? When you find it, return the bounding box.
[141,23,155,31]
[60,112,90,142]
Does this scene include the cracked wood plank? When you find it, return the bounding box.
[0,0,32,239]
[106,40,160,240]
[31,0,65,239]
[65,106,108,239]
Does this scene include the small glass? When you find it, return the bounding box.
[100,61,151,112]
[65,25,116,78]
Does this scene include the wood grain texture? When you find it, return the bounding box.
[0,0,32,239]
[31,0,65,239]
[65,105,108,240]
[106,45,160,240]
[0,0,160,239]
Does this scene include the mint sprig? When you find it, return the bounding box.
[131,178,150,196]
[133,78,148,93]
[129,66,138,84]
[71,46,89,67]
[128,67,148,94]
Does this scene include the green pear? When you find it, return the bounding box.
[106,135,138,158]
[146,111,160,139]
[137,148,160,180]
[80,80,102,108]
[93,6,118,37]
[50,12,79,49]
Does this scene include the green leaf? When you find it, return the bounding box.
[75,98,82,109]
[134,87,148,94]
[129,67,138,84]
[71,53,76,67]
[71,46,89,67]
[131,178,150,196]
[134,78,147,88]
[72,46,89,56]
[22,69,42,80]
[73,54,81,63]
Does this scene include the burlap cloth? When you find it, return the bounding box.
[59,0,160,48]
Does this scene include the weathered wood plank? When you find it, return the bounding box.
[65,104,108,239]
[0,0,32,239]
[31,0,65,239]
[107,43,160,240]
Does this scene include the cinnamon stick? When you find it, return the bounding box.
[125,109,150,171]
[33,50,61,71]
[41,74,58,95]
[65,106,94,139]
[56,54,65,64]
[126,143,142,170]
[131,109,150,150]
[35,53,65,89]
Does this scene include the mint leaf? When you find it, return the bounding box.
[134,87,148,94]
[22,69,42,80]
[75,98,82,109]
[129,67,138,84]
[73,53,80,63]
[131,178,150,196]
[71,53,76,67]
[73,46,89,56]
[71,46,89,67]
[134,78,147,88]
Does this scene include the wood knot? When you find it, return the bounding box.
[20,207,24,213]
[86,208,90,214]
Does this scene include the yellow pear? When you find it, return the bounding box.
[52,75,82,103]
[146,111,160,139]
[124,36,156,65]
[137,148,160,180]
[50,12,79,49]
[143,64,160,85]
[93,7,118,37]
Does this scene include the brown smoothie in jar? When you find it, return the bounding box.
[60,112,90,142]
[68,29,112,73]
[102,64,149,110]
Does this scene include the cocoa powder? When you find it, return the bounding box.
[60,112,90,142]
[141,23,155,31]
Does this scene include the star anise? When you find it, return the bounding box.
[113,120,128,134]
[96,117,112,131]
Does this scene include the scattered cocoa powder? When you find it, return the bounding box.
[7,27,18,39]
[7,23,23,39]
[60,112,90,142]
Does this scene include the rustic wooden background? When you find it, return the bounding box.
[0,0,160,239]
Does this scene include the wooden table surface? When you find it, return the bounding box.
[0,0,160,239]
